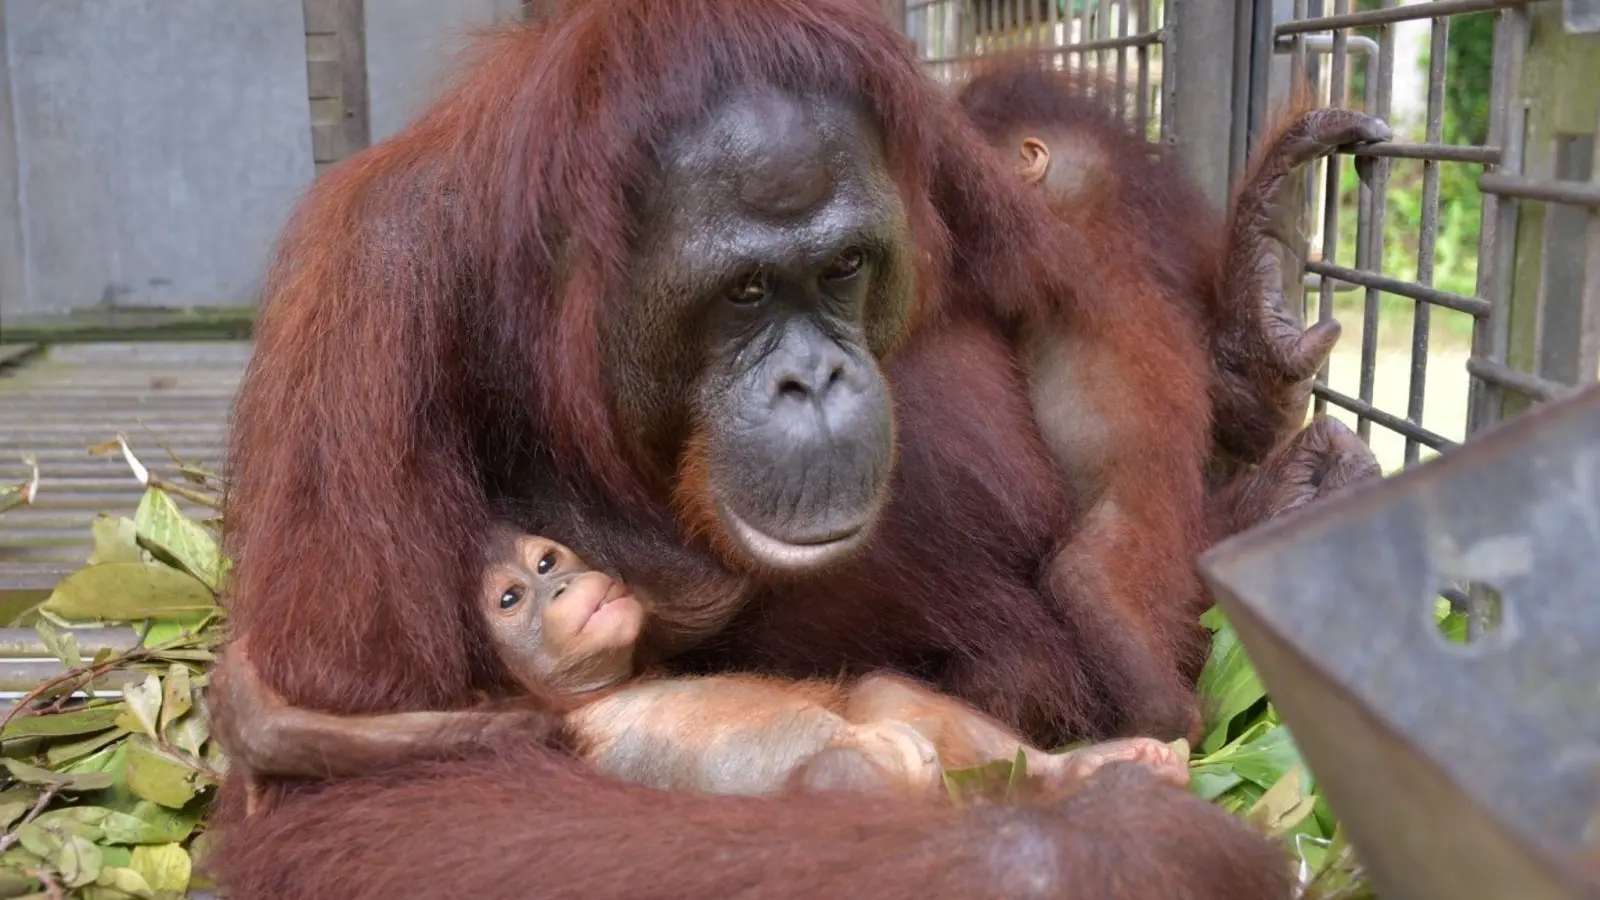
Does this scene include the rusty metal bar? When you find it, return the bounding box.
[1403,10,1451,467]
[1348,141,1503,163]
[1116,0,1129,119]
[1305,261,1493,317]
[1136,0,1151,133]
[1477,173,1600,208]
[1314,0,1350,419]
[1276,0,1539,35]
[1310,383,1460,448]
[1465,356,1577,402]
[1469,6,1531,447]
[1354,4,1395,439]
[919,27,1161,65]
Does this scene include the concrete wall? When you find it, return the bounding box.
[365,0,523,144]
[1,1,317,316]
[0,0,523,319]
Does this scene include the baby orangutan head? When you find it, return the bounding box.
[482,532,645,695]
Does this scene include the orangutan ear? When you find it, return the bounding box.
[1017,137,1051,185]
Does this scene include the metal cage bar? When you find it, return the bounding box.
[889,0,1596,481]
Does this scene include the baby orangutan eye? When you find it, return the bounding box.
[537,552,557,575]
[499,586,524,610]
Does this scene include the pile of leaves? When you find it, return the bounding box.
[0,437,1470,899]
[0,441,227,899]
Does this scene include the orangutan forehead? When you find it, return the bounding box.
[630,86,904,278]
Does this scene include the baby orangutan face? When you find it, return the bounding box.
[483,535,645,695]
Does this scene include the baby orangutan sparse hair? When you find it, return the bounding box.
[213,529,1190,802]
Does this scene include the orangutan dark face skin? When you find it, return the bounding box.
[603,86,917,573]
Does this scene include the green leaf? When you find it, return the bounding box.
[168,711,209,759]
[1,759,115,793]
[1204,724,1305,790]
[1196,608,1267,754]
[0,801,28,831]
[1246,764,1318,837]
[1004,746,1028,799]
[1,705,122,741]
[99,801,203,846]
[158,665,192,734]
[0,869,39,899]
[53,831,105,888]
[139,612,220,651]
[115,674,163,741]
[41,563,216,624]
[129,843,190,893]
[45,727,129,769]
[1189,768,1243,801]
[133,489,223,592]
[123,738,211,810]
[32,620,82,671]
[94,866,156,899]
[88,516,146,567]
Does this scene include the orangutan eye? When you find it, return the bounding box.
[537,552,557,575]
[499,586,524,610]
[728,268,768,305]
[822,247,865,282]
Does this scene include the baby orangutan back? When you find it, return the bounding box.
[211,531,1189,800]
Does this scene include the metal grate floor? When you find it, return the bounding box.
[0,342,250,600]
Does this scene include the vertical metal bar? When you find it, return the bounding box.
[1313,0,1351,418]
[1404,7,1450,467]
[1160,0,1175,141]
[1137,0,1152,134]
[1290,0,1309,299]
[1471,7,1528,642]
[1469,7,1528,443]
[1050,0,1062,56]
[1354,5,1393,437]
[1023,0,1036,47]
[1008,0,1019,49]
[988,0,997,54]
[1230,0,1257,185]
[1097,0,1112,96]
[1117,0,1129,120]
[1584,105,1600,384]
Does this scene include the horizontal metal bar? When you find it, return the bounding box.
[1478,173,1600,208]
[1275,33,1380,58]
[1310,384,1460,449]
[1349,142,1503,164]
[1464,357,1576,402]
[919,28,1164,65]
[1276,0,1543,37]
[1305,260,1492,317]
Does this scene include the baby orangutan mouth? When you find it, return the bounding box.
[576,578,636,634]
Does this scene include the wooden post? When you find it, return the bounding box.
[302,0,371,177]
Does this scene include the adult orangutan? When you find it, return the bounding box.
[952,57,1385,554]
[206,1,1376,896]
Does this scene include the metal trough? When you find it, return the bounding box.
[1199,385,1600,900]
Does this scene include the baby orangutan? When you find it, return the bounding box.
[214,531,1189,802]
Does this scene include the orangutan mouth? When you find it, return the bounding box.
[718,503,873,572]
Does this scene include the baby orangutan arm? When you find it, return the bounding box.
[208,639,559,784]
